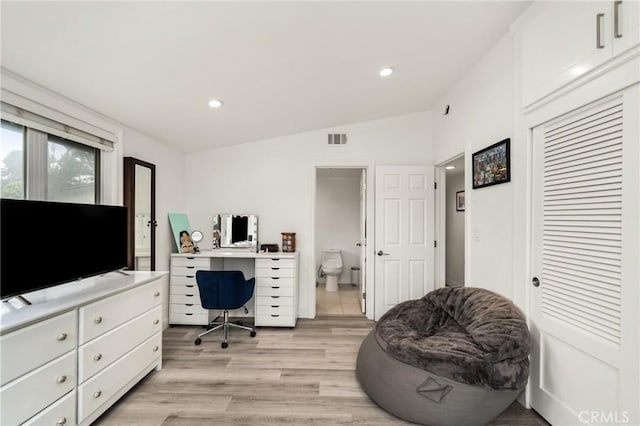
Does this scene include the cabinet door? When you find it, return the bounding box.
[522,2,612,106]
[613,0,640,56]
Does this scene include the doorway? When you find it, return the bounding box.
[434,154,466,288]
[314,167,367,316]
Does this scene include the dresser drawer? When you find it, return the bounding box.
[171,284,200,295]
[256,305,295,317]
[169,311,209,325]
[255,267,294,278]
[79,306,162,383]
[0,351,76,426]
[171,257,210,268]
[256,285,294,297]
[170,303,208,315]
[172,265,208,277]
[256,277,295,288]
[0,310,76,386]
[23,389,76,426]
[78,333,161,422]
[256,296,294,307]
[79,279,162,344]
[171,293,201,304]
[171,275,198,286]
[255,314,295,327]
[256,258,295,269]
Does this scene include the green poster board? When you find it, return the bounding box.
[168,213,192,253]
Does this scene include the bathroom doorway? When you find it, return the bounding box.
[313,167,367,316]
[434,154,466,288]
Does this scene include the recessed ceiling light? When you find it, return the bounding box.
[379,67,394,77]
[208,99,223,108]
[445,166,456,170]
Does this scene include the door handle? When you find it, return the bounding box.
[532,277,540,287]
[596,13,605,48]
[614,1,623,38]
[356,242,363,247]
[377,250,390,256]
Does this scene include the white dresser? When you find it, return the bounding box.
[0,272,167,426]
[169,251,298,327]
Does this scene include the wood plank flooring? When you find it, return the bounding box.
[94,317,549,426]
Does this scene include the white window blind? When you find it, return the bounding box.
[1,101,114,152]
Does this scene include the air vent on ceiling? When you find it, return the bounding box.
[328,133,347,145]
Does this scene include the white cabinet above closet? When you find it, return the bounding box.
[521,1,640,108]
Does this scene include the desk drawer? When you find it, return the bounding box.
[256,285,294,297]
[256,277,295,288]
[256,296,294,307]
[171,284,199,295]
[79,306,162,383]
[172,257,210,268]
[170,303,208,315]
[23,389,76,426]
[255,314,295,327]
[78,333,161,422]
[0,351,76,426]
[256,305,294,317]
[170,311,209,325]
[171,275,198,286]
[171,293,201,304]
[0,310,77,386]
[256,258,295,269]
[256,267,294,278]
[79,279,162,344]
[172,266,207,277]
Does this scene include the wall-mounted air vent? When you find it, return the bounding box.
[328,133,347,145]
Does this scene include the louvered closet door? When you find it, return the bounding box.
[531,88,639,426]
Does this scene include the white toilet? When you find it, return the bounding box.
[321,249,344,292]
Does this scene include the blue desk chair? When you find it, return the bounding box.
[194,270,256,348]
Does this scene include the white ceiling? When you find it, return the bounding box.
[317,168,363,178]
[1,2,530,152]
[445,156,465,176]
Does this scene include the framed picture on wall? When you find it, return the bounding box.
[456,191,465,211]
[472,138,511,189]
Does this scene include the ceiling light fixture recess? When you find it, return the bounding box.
[379,67,394,77]
[445,166,456,170]
[208,99,223,108]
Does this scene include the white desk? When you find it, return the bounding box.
[169,250,299,327]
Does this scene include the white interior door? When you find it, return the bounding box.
[531,89,639,425]
[359,168,367,314]
[374,165,434,320]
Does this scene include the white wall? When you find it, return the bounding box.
[122,127,186,272]
[432,34,515,299]
[445,172,465,287]
[315,174,360,284]
[185,111,432,318]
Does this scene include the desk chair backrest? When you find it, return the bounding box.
[195,270,255,311]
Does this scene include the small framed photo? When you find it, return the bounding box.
[456,191,465,212]
[472,138,511,189]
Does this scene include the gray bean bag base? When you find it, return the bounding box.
[356,287,530,426]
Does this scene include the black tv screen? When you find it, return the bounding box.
[1,199,127,299]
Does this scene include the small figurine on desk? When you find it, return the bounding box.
[179,230,195,254]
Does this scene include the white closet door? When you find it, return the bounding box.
[531,87,639,425]
[374,165,434,320]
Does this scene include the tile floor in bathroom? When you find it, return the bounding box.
[316,282,364,316]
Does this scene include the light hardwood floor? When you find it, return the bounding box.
[316,284,363,316]
[95,317,549,426]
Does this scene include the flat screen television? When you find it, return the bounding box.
[1,199,128,300]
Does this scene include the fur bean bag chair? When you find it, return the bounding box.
[356,287,530,426]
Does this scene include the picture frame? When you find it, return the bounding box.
[472,138,511,189]
[456,191,465,212]
[168,213,194,253]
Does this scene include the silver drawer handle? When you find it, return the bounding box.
[94,316,103,324]
[271,314,280,318]
[153,345,159,352]
[56,375,67,384]
[93,390,102,399]
[56,417,67,426]
[154,291,160,297]
[153,319,160,325]
[94,354,103,361]
[57,332,68,341]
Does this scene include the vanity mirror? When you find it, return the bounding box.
[218,214,258,248]
[124,157,156,270]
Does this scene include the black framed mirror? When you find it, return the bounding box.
[123,157,156,270]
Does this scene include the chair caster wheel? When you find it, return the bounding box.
[221,342,228,349]
[194,338,202,346]
[250,331,256,337]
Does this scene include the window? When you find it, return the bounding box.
[0,119,99,203]
[0,120,25,200]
